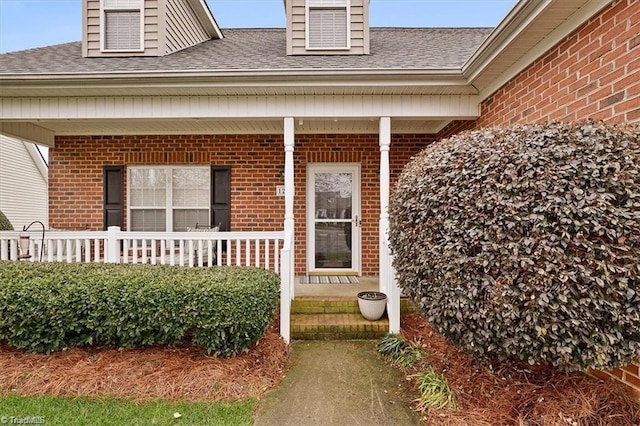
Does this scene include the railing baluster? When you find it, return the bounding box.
[275,239,279,273]
[234,240,239,266]
[144,240,149,264]
[55,240,62,262]
[179,240,185,266]
[255,239,260,267]
[265,239,270,270]
[93,239,100,263]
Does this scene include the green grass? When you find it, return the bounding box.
[0,394,256,426]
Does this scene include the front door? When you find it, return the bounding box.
[307,164,360,275]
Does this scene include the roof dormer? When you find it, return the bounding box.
[286,0,370,55]
[83,0,223,57]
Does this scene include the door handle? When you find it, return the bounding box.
[354,215,362,227]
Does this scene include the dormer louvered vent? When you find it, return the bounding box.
[102,0,143,52]
[286,0,369,56]
[307,0,349,50]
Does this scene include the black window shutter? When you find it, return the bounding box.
[103,166,124,230]
[211,166,231,231]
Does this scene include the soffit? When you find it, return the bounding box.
[6,118,449,137]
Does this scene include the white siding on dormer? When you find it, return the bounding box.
[164,0,210,54]
[84,0,102,56]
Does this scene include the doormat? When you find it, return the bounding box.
[299,276,359,284]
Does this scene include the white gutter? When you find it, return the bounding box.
[0,67,463,81]
[0,68,470,96]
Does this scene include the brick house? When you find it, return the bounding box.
[0,0,638,397]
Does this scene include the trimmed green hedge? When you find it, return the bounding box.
[0,262,280,355]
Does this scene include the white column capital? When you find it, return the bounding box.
[284,117,295,150]
[379,117,391,150]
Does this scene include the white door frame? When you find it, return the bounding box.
[306,163,361,275]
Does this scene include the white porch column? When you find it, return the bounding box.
[280,117,296,344]
[283,117,295,294]
[379,117,400,333]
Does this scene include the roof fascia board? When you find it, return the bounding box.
[463,0,612,100]
[463,0,555,82]
[187,0,224,39]
[476,0,612,100]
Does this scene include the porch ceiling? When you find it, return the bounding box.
[2,118,450,138]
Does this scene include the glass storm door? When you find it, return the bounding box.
[307,164,360,274]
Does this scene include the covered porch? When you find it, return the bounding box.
[1,90,482,346]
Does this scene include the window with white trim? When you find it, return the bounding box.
[102,0,143,51]
[128,167,210,232]
[306,0,350,50]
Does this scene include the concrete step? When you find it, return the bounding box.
[291,313,389,340]
[290,297,416,340]
[291,297,416,315]
[292,298,360,314]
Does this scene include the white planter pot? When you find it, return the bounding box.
[357,291,387,321]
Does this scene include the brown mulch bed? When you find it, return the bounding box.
[0,322,288,402]
[1,313,639,425]
[400,313,640,425]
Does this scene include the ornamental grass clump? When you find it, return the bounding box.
[377,334,423,368]
[389,121,640,372]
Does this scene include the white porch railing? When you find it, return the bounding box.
[0,227,285,272]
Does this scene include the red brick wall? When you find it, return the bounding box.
[440,0,639,138]
[50,133,433,275]
[438,0,640,400]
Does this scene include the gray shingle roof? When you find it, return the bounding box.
[0,28,491,75]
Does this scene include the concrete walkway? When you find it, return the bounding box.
[253,341,422,426]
